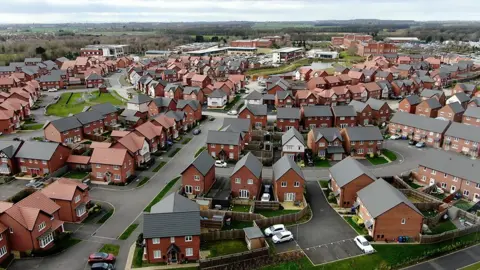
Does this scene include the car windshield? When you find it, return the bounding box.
[95,252,108,258]
[362,241,369,246]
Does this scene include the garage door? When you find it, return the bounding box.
[333,154,343,161]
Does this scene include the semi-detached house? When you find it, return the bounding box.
[238,104,268,130]
[307,127,344,160]
[341,126,384,158]
[281,128,305,160]
[16,141,71,177]
[276,107,301,132]
[301,105,333,129]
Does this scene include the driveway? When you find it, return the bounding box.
[0,179,29,201]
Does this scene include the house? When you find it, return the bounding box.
[438,103,465,122]
[295,67,312,81]
[396,64,414,78]
[334,66,350,76]
[281,127,305,161]
[206,130,243,161]
[301,105,333,129]
[183,86,205,104]
[329,157,376,208]
[114,132,151,166]
[164,84,184,100]
[363,82,382,99]
[415,98,442,118]
[356,178,423,241]
[0,140,23,175]
[462,107,480,127]
[307,77,328,90]
[85,73,104,88]
[16,141,71,177]
[90,148,135,183]
[143,193,200,264]
[348,71,365,85]
[307,127,344,160]
[272,155,305,203]
[230,153,263,200]
[347,84,368,102]
[349,100,374,126]
[148,80,168,98]
[207,89,227,108]
[398,95,422,113]
[88,102,120,127]
[365,98,392,124]
[152,114,178,139]
[221,118,252,143]
[127,94,153,120]
[447,92,470,109]
[389,112,451,148]
[75,111,105,135]
[276,107,301,132]
[41,178,90,223]
[331,86,351,105]
[135,121,166,153]
[181,151,215,196]
[150,97,177,116]
[44,116,83,144]
[338,74,352,85]
[176,100,201,128]
[120,109,144,128]
[332,106,357,128]
[38,73,64,90]
[191,74,211,88]
[453,83,477,97]
[324,76,341,87]
[275,91,295,108]
[238,104,268,130]
[375,71,393,82]
[245,91,263,105]
[267,79,289,95]
[443,122,480,158]
[417,150,480,202]
[420,89,446,105]
[341,127,384,157]
[295,90,317,107]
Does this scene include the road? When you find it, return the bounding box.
[404,244,480,270]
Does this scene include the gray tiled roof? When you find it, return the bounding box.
[128,94,152,104]
[206,130,241,146]
[403,95,422,105]
[443,102,464,114]
[456,83,476,93]
[165,83,184,93]
[15,141,61,160]
[244,227,264,239]
[0,66,16,72]
[151,192,199,213]
[344,126,383,141]
[397,64,412,71]
[120,109,140,122]
[153,97,175,107]
[262,94,275,101]
[38,73,61,82]
[221,118,250,133]
[470,97,480,106]
[277,107,300,119]
[419,149,480,184]
[366,98,388,111]
[245,91,262,100]
[232,152,263,179]
[276,91,293,100]
[390,112,451,133]
[177,99,199,110]
[282,127,305,146]
[183,86,201,95]
[349,100,368,113]
[329,157,376,187]
[420,89,443,99]
[24,58,42,63]
[302,106,332,117]
[311,127,342,142]
[0,141,22,158]
[272,155,304,181]
[242,104,267,116]
[376,71,390,78]
[332,105,356,117]
[464,106,480,118]
[357,178,422,218]
[445,122,480,143]
[49,116,82,132]
[75,111,104,125]
[450,92,470,103]
[165,111,185,121]
[186,150,215,176]
[89,103,118,115]
[209,89,227,98]
[423,98,442,110]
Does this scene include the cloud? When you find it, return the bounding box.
[0,0,478,23]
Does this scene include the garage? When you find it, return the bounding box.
[328,146,345,161]
[333,153,343,161]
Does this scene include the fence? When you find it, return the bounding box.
[200,210,263,222]
[419,223,480,244]
[83,133,109,142]
[255,205,311,228]
[200,229,245,241]
[400,189,443,204]
[50,165,69,178]
[391,175,413,190]
[254,201,280,210]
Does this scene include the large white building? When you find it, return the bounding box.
[307,50,339,59]
[80,44,129,58]
[272,47,303,63]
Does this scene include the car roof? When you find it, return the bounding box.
[279,231,291,236]
[272,224,284,228]
[355,235,367,241]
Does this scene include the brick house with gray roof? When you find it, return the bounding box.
[341,126,383,157]
[206,130,244,161]
[438,102,465,122]
[307,127,344,160]
[44,116,83,144]
[181,151,215,196]
[272,155,305,203]
[443,122,480,158]
[230,153,263,200]
[301,105,333,129]
[332,105,357,128]
[462,106,480,127]
[276,107,301,132]
[238,104,268,129]
[415,98,442,118]
[15,141,71,177]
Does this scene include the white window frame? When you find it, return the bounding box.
[153,250,161,259]
[170,236,175,243]
[39,232,54,248]
[247,179,253,185]
[0,246,6,258]
[186,248,193,257]
[401,218,406,225]
[235,178,241,184]
[38,222,46,232]
[74,195,81,203]
[185,236,192,242]
[294,181,300,187]
[281,181,287,187]
[194,175,200,181]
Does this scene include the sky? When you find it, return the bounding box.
[0,0,479,24]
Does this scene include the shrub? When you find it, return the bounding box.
[356,217,365,226]
[136,233,144,247]
[328,192,336,201]
[351,216,359,223]
[364,235,373,241]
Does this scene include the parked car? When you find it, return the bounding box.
[227,110,238,115]
[389,134,401,140]
[260,193,270,202]
[264,224,286,236]
[354,236,375,254]
[47,88,58,92]
[91,262,115,270]
[272,231,294,243]
[214,160,227,168]
[192,129,201,135]
[408,140,417,145]
[88,252,116,265]
[264,184,271,194]
[415,142,426,148]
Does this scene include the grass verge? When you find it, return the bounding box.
[319,180,329,189]
[21,123,44,130]
[168,148,181,158]
[202,240,248,258]
[381,149,397,161]
[195,146,206,158]
[118,223,139,240]
[136,176,150,187]
[152,161,166,173]
[99,244,120,256]
[97,209,114,224]
[344,216,368,235]
[182,137,192,144]
[144,176,180,212]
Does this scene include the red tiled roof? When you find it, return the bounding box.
[135,121,163,140]
[0,202,13,214]
[90,142,112,149]
[192,74,207,82]
[16,192,60,216]
[153,114,175,129]
[347,84,366,94]
[324,76,340,84]
[331,86,348,95]
[111,130,131,138]
[364,82,381,92]
[0,78,14,85]
[116,132,145,153]
[67,155,90,165]
[296,90,315,99]
[5,205,40,230]
[348,71,364,79]
[41,178,88,201]
[90,147,129,166]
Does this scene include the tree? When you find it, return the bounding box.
[35,46,46,55]
[211,36,219,42]
[439,36,445,43]
[425,36,432,43]
[195,35,204,42]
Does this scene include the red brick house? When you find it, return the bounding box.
[149,97,177,116]
[356,178,423,241]
[329,157,376,208]
[365,98,392,124]
[415,98,442,118]
[238,104,268,130]
[348,71,365,85]
[272,156,305,203]
[363,82,382,99]
[375,71,393,82]
[306,77,328,90]
[0,213,10,264]
[85,72,104,88]
[276,107,301,132]
[183,87,205,104]
[164,84,184,100]
[152,114,178,140]
[135,121,166,153]
[301,105,333,129]
[0,110,17,134]
[143,193,200,264]
[452,83,477,97]
[347,84,368,102]
[113,132,152,167]
[0,78,16,91]
[332,105,357,128]
[307,127,344,160]
[438,103,465,122]
[206,130,244,161]
[230,153,263,200]
[295,90,317,107]
[16,141,71,177]
[88,102,120,127]
[462,107,480,127]
[420,89,446,106]
[0,140,23,175]
[41,178,90,223]
[324,76,341,88]
[181,151,215,196]
[398,95,421,113]
[176,100,202,129]
[75,111,105,135]
[341,126,384,157]
[148,80,168,98]
[191,74,211,88]
[349,100,374,126]
[90,148,135,183]
[443,122,480,158]
[275,91,295,108]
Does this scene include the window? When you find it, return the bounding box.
[281,182,287,187]
[185,236,192,242]
[113,165,119,170]
[441,182,447,188]
[359,141,364,145]
[229,145,234,150]
[170,237,175,243]
[96,172,102,179]
[453,177,458,182]
[294,181,300,187]
[38,222,46,232]
[247,179,253,185]
[76,206,86,217]
[114,174,121,180]
[444,173,447,178]
[74,195,81,203]
[43,168,49,174]
[194,175,200,181]
[235,178,241,184]
[358,149,364,154]
[319,143,325,147]
[466,181,470,186]
[476,183,480,189]
[1,158,7,163]
[9,228,13,234]
[195,186,200,191]
[431,170,436,175]
[153,250,161,259]
[422,176,426,181]
[401,218,406,225]
[152,238,160,244]
[21,166,27,173]
[186,248,193,257]
[20,158,24,163]
[0,246,5,258]
[464,190,470,196]
[39,232,54,248]
[96,164,101,168]
[239,190,249,198]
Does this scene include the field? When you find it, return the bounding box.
[46,91,125,117]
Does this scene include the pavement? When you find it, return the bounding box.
[404,244,480,270]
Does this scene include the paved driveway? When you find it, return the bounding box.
[0,179,28,201]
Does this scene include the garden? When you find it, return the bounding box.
[201,240,249,258]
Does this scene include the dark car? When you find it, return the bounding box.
[91,262,115,270]
[192,129,201,135]
[408,140,416,145]
[88,252,116,265]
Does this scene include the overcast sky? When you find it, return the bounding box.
[0,0,478,23]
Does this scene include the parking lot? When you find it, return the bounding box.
[0,179,30,201]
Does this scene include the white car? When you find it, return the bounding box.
[214,160,227,168]
[47,88,58,92]
[264,224,286,236]
[354,236,375,254]
[389,134,401,140]
[272,231,294,243]
[260,193,270,202]
[227,110,238,115]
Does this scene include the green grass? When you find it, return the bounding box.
[339,51,365,63]
[144,176,180,212]
[222,220,252,230]
[195,147,206,158]
[366,156,389,165]
[224,95,241,111]
[97,209,114,224]
[46,91,125,117]
[182,137,192,144]
[21,123,44,130]
[381,149,397,161]
[202,240,248,258]
[23,118,37,124]
[132,247,168,268]
[245,58,320,77]
[255,209,300,217]
[344,216,368,235]
[314,159,331,167]
[319,180,329,189]
[461,261,480,270]
[426,219,457,235]
[152,161,166,173]
[118,223,139,240]
[136,176,150,187]
[62,171,89,179]
[168,148,181,158]
[231,204,250,213]
[421,209,439,218]
[99,244,120,256]
[407,181,423,189]
[454,199,474,211]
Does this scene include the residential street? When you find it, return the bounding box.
[404,244,480,270]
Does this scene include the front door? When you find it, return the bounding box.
[185,185,193,194]
[450,185,456,194]
[285,193,295,202]
[474,194,480,203]
[240,189,250,199]
[429,178,435,186]
[363,119,369,125]
[170,251,177,263]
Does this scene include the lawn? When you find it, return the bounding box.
[118,223,139,240]
[97,209,114,224]
[21,123,44,130]
[202,240,248,258]
[319,180,329,189]
[222,220,252,230]
[99,244,120,256]
[62,171,89,179]
[144,176,180,212]
[314,159,331,167]
[168,148,181,158]
[407,181,423,189]
[46,91,125,117]
[152,161,166,173]
[245,58,318,77]
[136,176,150,187]
[339,51,365,63]
[231,204,250,213]
[381,149,397,161]
[366,155,389,165]
[195,146,206,158]
[462,261,480,270]
[344,216,368,235]
[454,199,474,211]
[426,219,457,235]
[132,247,167,268]
[224,95,241,111]
[255,209,300,217]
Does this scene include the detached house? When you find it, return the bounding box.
[307,127,344,160]
[207,89,227,109]
[281,128,305,160]
[164,84,184,100]
[272,156,305,203]
[349,100,373,126]
[44,116,83,144]
[276,107,301,132]
[420,89,446,106]
[176,100,201,129]
[332,105,357,128]
[183,87,205,104]
[301,105,333,129]
[230,153,263,200]
[462,107,480,127]
[341,127,384,157]
[181,151,215,196]
[114,132,151,167]
[295,90,317,107]
[398,95,421,113]
[238,104,268,130]
[415,98,442,118]
[438,102,465,122]
[365,98,392,124]
[16,141,71,177]
[0,140,23,175]
[443,122,480,158]
[206,130,243,161]
[363,82,382,99]
[329,157,376,208]
[135,121,166,153]
[275,91,295,108]
[90,148,135,183]
[221,118,252,143]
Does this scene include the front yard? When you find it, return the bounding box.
[343,216,368,235]
[62,171,89,179]
[381,149,397,161]
[46,91,125,117]
[231,204,250,213]
[366,155,389,165]
[201,240,248,258]
[255,209,300,217]
[313,158,331,167]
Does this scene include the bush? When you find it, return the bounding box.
[352,216,359,223]
[328,192,336,201]
[364,235,373,241]
[356,217,365,226]
[136,233,144,247]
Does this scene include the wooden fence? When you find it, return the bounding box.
[424,208,449,227]
[200,229,245,242]
[200,210,263,222]
[199,240,269,270]
[255,205,311,229]
[420,223,480,244]
[254,201,280,210]
[400,189,443,204]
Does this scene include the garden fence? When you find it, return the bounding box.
[419,223,480,244]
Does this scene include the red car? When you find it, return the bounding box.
[88,252,116,264]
